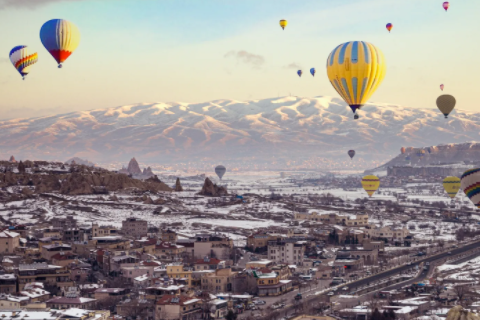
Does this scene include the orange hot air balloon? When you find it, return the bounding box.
[401,147,406,154]
[386,23,393,33]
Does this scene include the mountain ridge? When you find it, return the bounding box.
[1,96,479,170]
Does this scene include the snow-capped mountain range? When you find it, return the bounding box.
[1,96,479,168]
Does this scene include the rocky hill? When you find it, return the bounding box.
[0,160,172,196]
[118,157,154,179]
[65,157,95,166]
[1,96,480,169]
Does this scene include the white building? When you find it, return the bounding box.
[267,240,306,266]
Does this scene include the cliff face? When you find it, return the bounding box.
[0,162,172,195]
[198,178,228,197]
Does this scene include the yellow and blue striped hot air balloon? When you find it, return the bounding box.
[361,175,380,197]
[326,41,386,119]
[40,19,80,68]
[443,176,461,199]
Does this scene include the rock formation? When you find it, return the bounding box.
[174,178,183,192]
[9,156,16,163]
[198,178,228,197]
[65,157,95,166]
[127,158,142,175]
[446,306,480,320]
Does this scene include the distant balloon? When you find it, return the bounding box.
[386,23,393,33]
[414,149,426,157]
[215,165,226,180]
[361,175,380,197]
[40,19,80,68]
[348,150,355,159]
[400,147,406,154]
[297,70,302,77]
[443,176,461,199]
[443,1,449,11]
[310,68,316,77]
[405,156,411,161]
[326,41,386,120]
[436,94,456,118]
[461,169,480,208]
[279,20,288,30]
[440,84,444,91]
[427,147,432,154]
[9,46,38,80]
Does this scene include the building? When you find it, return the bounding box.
[155,295,201,320]
[63,228,89,242]
[194,257,225,271]
[161,230,178,243]
[245,260,274,269]
[121,218,148,238]
[366,226,410,242]
[51,216,77,229]
[51,252,78,267]
[155,241,185,259]
[193,233,233,259]
[246,233,283,252]
[41,244,72,260]
[209,299,228,319]
[201,268,236,293]
[0,294,21,310]
[0,274,16,293]
[336,249,378,266]
[0,231,20,254]
[46,294,97,310]
[294,212,369,227]
[17,263,72,291]
[256,272,292,297]
[166,263,192,287]
[94,288,130,301]
[92,224,118,238]
[267,239,306,266]
[121,265,154,282]
[144,284,184,300]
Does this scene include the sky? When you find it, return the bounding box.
[0,0,479,119]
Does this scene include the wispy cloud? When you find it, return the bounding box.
[284,63,302,70]
[0,0,85,9]
[224,50,265,69]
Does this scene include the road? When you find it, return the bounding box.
[240,239,480,319]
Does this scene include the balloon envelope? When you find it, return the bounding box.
[40,19,80,67]
[443,176,461,199]
[400,147,406,154]
[9,46,38,79]
[279,20,287,30]
[443,1,449,11]
[461,169,480,208]
[297,70,302,77]
[310,68,316,77]
[440,84,444,91]
[348,150,355,159]
[386,23,393,32]
[436,94,456,118]
[326,41,386,119]
[361,175,380,197]
[215,165,226,180]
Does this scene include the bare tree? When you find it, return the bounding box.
[453,285,470,306]
[119,301,150,320]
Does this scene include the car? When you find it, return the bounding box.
[448,252,452,255]
[332,287,338,291]
[342,286,349,291]
[295,293,302,300]
[254,300,266,305]
[328,292,335,296]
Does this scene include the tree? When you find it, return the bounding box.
[225,310,237,320]
[453,285,470,306]
[120,300,149,320]
[370,308,382,320]
[388,308,396,320]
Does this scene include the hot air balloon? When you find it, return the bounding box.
[310,68,316,77]
[40,19,80,68]
[215,165,226,180]
[440,84,444,91]
[9,46,38,80]
[414,149,425,157]
[326,41,386,119]
[427,147,432,154]
[386,23,393,33]
[405,156,411,161]
[279,20,287,30]
[443,2,449,11]
[361,175,380,197]
[297,70,302,77]
[348,150,355,159]
[436,94,456,118]
[400,147,406,154]
[461,168,480,208]
[443,176,461,199]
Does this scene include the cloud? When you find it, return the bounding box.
[0,0,85,9]
[224,50,265,69]
[284,63,302,70]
